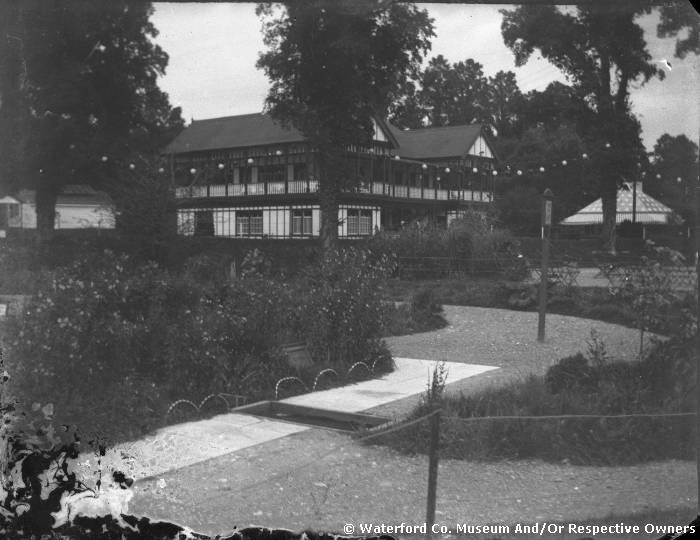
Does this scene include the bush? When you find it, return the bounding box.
[293,248,394,370]
[410,288,441,315]
[544,353,598,394]
[382,288,447,337]
[5,247,398,441]
[369,334,696,465]
[370,211,528,277]
[4,251,294,439]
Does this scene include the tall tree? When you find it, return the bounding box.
[645,133,699,224]
[501,4,661,253]
[657,1,700,59]
[257,1,434,249]
[485,70,524,137]
[0,0,182,245]
[420,56,489,127]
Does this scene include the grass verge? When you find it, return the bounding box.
[365,335,696,465]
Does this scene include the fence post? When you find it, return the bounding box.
[538,189,553,342]
[426,408,441,538]
[695,177,700,515]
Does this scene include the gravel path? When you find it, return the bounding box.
[128,306,695,537]
[373,305,649,418]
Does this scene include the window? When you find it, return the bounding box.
[239,167,252,184]
[347,209,372,236]
[236,211,263,236]
[194,210,214,236]
[258,165,286,184]
[293,163,307,181]
[291,209,313,236]
[9,204,19,218]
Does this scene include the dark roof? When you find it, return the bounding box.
[163,112,493,161]
[387,122,484,160]
[16,187,113,207]
[164,113,305,154]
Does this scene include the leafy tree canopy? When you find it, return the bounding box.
[256,0,434,148]
[256,0,434,247]
[0,0,182,239]
[389,55,523,138]
[500,3,664,252]
[657,1,700,59]
[644,133,699,222]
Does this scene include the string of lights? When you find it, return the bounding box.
[44,138,688,185]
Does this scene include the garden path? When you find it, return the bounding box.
[126,306,694,537]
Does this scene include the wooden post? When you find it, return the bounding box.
[695,178,700,515]
[538,188,553,342]
[425,408,441,538]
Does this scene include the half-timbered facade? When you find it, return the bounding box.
[165,113,498,239]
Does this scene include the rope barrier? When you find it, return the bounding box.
[444,411,696,423]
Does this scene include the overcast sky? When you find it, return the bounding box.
[151,2,699,152]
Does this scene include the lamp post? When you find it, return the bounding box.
[538,188,553,342]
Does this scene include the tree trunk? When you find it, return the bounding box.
[317,147,339,253]
[35,182,58,249]
[600,186,617,255]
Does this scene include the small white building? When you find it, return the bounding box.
[0,185,115,233]
[560,182,682,238]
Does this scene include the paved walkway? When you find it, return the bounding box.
[92,358,497,482]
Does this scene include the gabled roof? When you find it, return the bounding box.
[164,113,305,154]
[387,122,486,160]
[561,183,680,226]
[163,112,494,161]
[16,186,113,208]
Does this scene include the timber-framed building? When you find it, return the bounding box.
[165,113,499,239]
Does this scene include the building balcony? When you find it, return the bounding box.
[174,181,493,203]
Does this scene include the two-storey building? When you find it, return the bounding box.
[165,113,498,239]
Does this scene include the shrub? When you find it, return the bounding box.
[382,289,447,337]
[410,288,441,315]
[5,247,398,441]
[4,251,295,439]
[293,248,394,371]
[370,211,527,277]
[368,334,696,465]
[544,353,598,394]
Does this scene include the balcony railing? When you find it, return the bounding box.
[174,181,492,202]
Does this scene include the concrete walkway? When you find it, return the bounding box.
[97,358,497,481]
